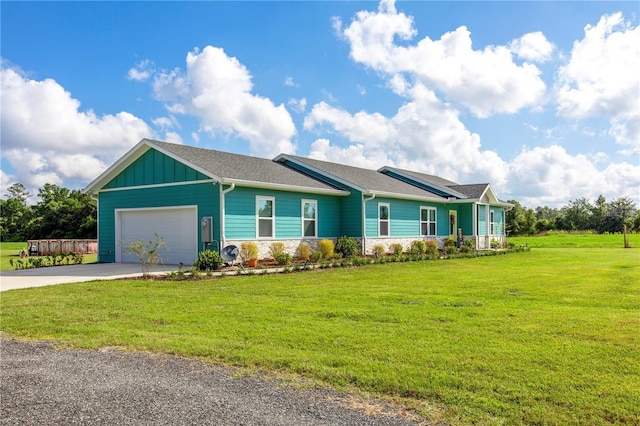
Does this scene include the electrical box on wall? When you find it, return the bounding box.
[201,217,213,243]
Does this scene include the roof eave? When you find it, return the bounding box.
[274,154,367,193]
[223,178,350,196]
[378,166,468,199]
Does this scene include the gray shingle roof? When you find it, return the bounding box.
[384,167,459,187]
[148,140,345,193]
[278,155,446,200]
[447,184,489,199]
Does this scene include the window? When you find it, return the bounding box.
[378,203,390,236]
[420,207,437,236]
[256,196,274,238]
[490,210,495,235]
[302,200,317,237]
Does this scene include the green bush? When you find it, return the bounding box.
[389,243,404,256]
[318,239,335,259]
[443,238,458,255]
[195,249,222,271]
[425,240,438,255]
[274,252,292,265]
[310,250,323,262]
[239,241,258,261]
[335,235,359,258]
[409,240,426,255]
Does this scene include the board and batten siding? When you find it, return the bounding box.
[98,183,217,262]
[104,149,210,189]
[224,186,342,240]
[364,197,449,237]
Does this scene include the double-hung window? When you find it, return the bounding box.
[420,207,437,236]
[302,200,317,237]
[257,196,275,238]
[378,203,390,237]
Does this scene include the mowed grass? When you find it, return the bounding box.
[1,244,639,424]
[0,242,97,271]
[510,231,640,248]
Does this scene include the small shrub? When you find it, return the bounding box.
[239,241,258,262]
[490,239,501,249]
[297,243,311,260]
[310,250,323,262]
[195,249,222,272]
[409,240,426,255]
[442,238,458,255]
[460,239,475,253]
[122,233,167,278]
[274,252,292,265]
[371,244,386,258]
[335,235,359,258]
[318,239,335,259]
[269,242,286,259]
[425,240,438,255]
[389,243,404,256]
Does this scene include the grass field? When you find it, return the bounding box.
[0,242,97,271]
[1,238,639,424]
[509,231,640,248]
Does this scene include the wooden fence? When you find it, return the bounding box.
[27,239,97,256]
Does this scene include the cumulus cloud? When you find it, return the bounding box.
[288,97,307,113]
[152,45,296,157]
[556,12,640,152]
[284,76,298,87]
[0,67,154,192]
[339,0,547,117]
[509,31,555,63]
[304,83,508,186]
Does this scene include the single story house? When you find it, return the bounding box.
[83,139,511,264]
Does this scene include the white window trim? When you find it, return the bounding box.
[256,196,275,239]
[378,202,390,237]
[301,199,318,238]
[420,206,437,236]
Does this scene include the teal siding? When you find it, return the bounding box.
[364,197,449,237]
[458,204,473,235]
[104,149,209,189]
[340,192,363,236]
[478,204,487,235]
[224,186,341,239]
[98,182,218,262]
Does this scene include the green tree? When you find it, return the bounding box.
[602,197,636,233]
[0,183,34,241]
[32,184,97,239]
[560,198,593,231]
[505,200,526,235]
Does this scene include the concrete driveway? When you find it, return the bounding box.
[0,263,179,292]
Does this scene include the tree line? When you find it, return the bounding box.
[506,196,640,236]
[0,183,96,242]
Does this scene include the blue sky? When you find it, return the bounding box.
[2,1,638,208]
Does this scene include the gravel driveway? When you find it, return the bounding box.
[1,338,422,425]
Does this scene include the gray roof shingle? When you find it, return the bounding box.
[148,140,345,193]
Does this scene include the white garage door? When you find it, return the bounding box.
[117,207,198,265]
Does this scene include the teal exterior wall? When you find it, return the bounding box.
[224,186,342,239]
[457,203,473,235]
[364,197,449,237]
[340,192,363,236]
[97,182,218,262]
[477,204,487,235]
[104,149,209,188]
[490,207,505,235]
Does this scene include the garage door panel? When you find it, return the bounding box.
[118,208,197,265]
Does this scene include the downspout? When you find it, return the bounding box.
[362,193,376,255]
[219,182,235,250]
[472,202,477,250]
[91,193,100,262]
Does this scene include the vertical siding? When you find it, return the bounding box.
[104,148,210,189]
[224,186,342,240]
[98,182,218,262]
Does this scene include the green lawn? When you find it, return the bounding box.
[509,231,640,248]
[0,242,97,271]
[1,242,638,424]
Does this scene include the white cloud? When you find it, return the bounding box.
[152,45,296,157]
[556,12,640,152]
[284,76,299,87]
[288,97,307,113]
[304,83,508,186]
[127,59,154,82]
[339,0,547,117]
[509,32,555,63]
[0,67,154,191]
[505,145,640,206]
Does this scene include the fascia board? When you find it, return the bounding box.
[223,178,350,196]
[274,154,368,193]
[378,166,468,199]
[369,190,447,203]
